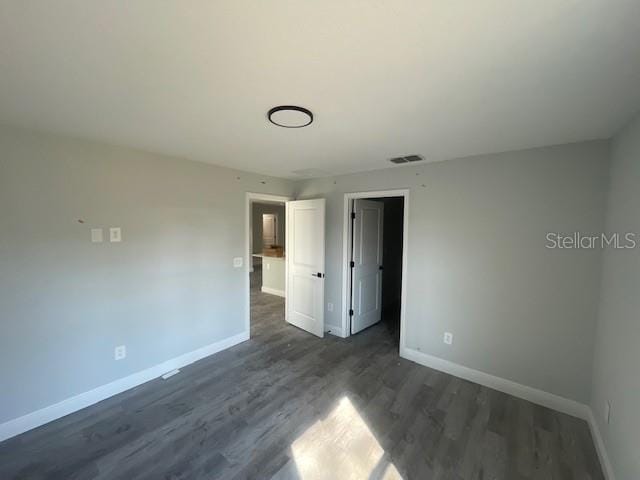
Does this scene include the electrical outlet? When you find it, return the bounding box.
[114,345,126,360]
[604,401,611,424]
[443,332,453,345]
[327,302,334,312]
[109,227,122,242]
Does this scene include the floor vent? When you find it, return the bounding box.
[161,369,180,380]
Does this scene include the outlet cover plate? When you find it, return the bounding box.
[114,345,126,360]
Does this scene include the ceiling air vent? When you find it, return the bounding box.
[389,154,423,164]
[389,157,408,164]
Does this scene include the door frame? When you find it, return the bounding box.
[245,192,292,336]
[341,189,409,352]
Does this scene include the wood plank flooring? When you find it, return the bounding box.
[0,268,604,479]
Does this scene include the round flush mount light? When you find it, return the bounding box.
[267,105,313,128]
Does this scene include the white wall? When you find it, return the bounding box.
[297,141,610,403]
[591,113,640,480]
[0,125,294,424]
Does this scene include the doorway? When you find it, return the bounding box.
[245,194,327,340]
[262,213,278,247]
[341,190,409,351]
[245,193,290,336]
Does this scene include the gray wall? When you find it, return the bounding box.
[0,125,294,423]
[297,141,609,403]
[251,202,285,253]
[590,114,640,480]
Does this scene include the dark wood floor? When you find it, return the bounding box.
[0,268,604,479]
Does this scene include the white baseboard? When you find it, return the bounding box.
[261,286,285,297]
[325,325,346,338]
[586,408,616,480]
[400,346,589,420]
[402,346,616,479]
[403,345,616,479]
[0,330,249,443]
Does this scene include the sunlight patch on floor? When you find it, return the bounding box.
[287,396,404,480]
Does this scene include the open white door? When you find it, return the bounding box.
[350,199,384,334]
[286,199,325,337]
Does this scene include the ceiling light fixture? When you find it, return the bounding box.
[268,105,313,128]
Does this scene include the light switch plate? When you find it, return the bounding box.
[233,257,243,268]
[109,227,122,242]
[327,303,334,312]
[444,332,453,345]
[91,228,103,243]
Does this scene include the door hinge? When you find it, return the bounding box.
[349,309,354,316]
[350,261,355,268]
[351,212,356,220]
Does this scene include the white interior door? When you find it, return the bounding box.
[286,199,325,337]
[351,199,384,334]
[262,213,277,246]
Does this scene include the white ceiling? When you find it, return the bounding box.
[1,1,639,178]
